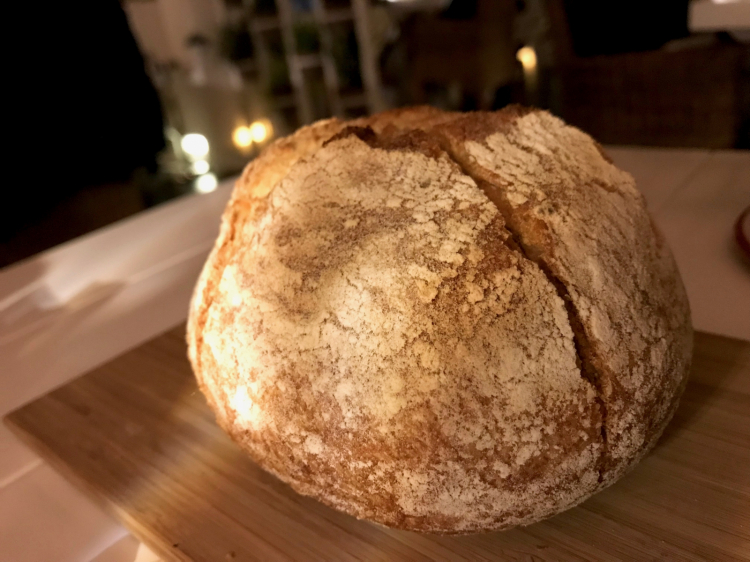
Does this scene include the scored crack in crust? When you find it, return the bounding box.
[187,106,692,533]
[359,106,693,485]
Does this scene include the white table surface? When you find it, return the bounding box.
[1,148,749,562]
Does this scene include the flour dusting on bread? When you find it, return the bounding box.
[187,107,692,533]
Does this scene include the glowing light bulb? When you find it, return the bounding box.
[249,120,270,143]
[181,133,209,160]
[191,160,210,175]
[516,46,537,71]
[195,173,218,194]
[232,126,253,149]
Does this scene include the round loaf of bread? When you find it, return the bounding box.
[187,106,692,533]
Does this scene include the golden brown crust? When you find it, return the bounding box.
[418,110,692,483]
[187,107,692,533]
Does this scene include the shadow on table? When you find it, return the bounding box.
[657,331,747,447]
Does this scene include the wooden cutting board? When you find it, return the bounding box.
[5,327,749,562]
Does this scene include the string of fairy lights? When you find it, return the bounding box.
[179,119,273,194]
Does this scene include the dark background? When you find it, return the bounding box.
[4,0,748,268]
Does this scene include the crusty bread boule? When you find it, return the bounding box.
[187,106,692,534]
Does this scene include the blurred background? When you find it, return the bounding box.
[3,0,749,268]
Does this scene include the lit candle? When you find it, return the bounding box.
[517,46,538,106]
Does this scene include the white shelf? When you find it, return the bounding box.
[250,7,354,33]
[689,0,750,31]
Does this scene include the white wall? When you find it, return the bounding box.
[123,0,225,67]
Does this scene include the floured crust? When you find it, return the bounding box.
[187,107,692,533]
[410,110,693,483]
[187,118,345,388]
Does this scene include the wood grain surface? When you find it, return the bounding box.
[5,326,749,562]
